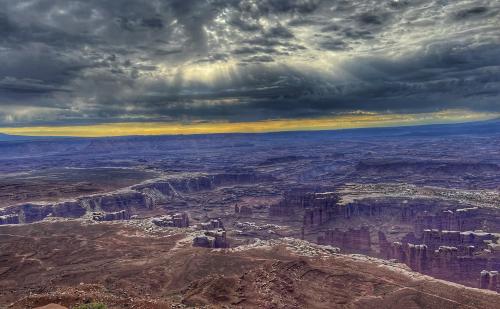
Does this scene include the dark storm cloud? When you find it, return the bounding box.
[233,46,278,55]
[319,38,350,51]
[241,55,275,63]
[357,13,385,25]
[454,6,490,19]
[0,0,499,125]
[264,24,294,38]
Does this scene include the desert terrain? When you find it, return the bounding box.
[1,120,500,308]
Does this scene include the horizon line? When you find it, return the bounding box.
[0,110,498,138]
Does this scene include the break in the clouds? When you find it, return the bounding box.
[0,0,499,125]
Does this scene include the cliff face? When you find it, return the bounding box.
[18,204,54,223]
[377,204,499,291]
[0,172,270,226]
[134,172,274,197]
[92,210,130,221]
[318,227,372,252]
[414,207,482,237]
[235,204,253,216]
[268,192,500,292]
[0,214,19,225]
[481,270,499,291]
[0,191,152,225]
[379,225,500,291]
[339,199,490,236]
[51,202,87,218]
[385,240,500,290]
[269,190,340,226]
[83,192,153,212]
[420,229,495,252]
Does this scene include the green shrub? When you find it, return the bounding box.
[73,302,107,309]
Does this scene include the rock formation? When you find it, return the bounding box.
[0,172,272,226]
[0,214,19,225]
[421,229,496,253]
[199,218,224,230]
[133,172,274,199]
[193,218,229,248]
[318,227,372,252]
[235,204,253,216]
[480,270,499,292]
[193,229,229,248]
[92,210,130,221]
[414,207,482,237]
[269,190,340,226]
[151,212,190,228]
[385,238,500,287]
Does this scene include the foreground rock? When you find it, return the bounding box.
[1,221,499,309]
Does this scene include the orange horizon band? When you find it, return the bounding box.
[0,110,496,137]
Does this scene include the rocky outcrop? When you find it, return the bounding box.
[133,172,273,199]
[269,190,340,226]
[421,229,496,252]
[51,201,87,218]
[83,192,153,212]
[209,229,229,248]
[199,218,224,230]
[194,218,229,248]
[269,193,451,228]
[0,214,19,225]
[334,198,489,238]
[92,210,130,221]
[151,212,190,228]
[18,203,53,223]
[386,239,500,286]
[193,229,229,248]
[192,235,212,247]
[0,190,153,225]
[234,204,253,216]
[415,207,481,237]
[389,242,433,273]
[1,202,85,224]
[318,227,371,252]
[480,270,499,292]
[133,176,213,197]
[0,172,269,226]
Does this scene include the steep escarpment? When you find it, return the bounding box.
[133,172,274,197]
[0,172,273,225]
[0,191,152,224]
[268,190,500,292]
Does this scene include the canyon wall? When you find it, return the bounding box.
[318,227,371,252]
[270,192,500,291]
[0,172,268,225]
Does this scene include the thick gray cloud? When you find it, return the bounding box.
[0,0,499,125]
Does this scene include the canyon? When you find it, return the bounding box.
[1,120,500,308]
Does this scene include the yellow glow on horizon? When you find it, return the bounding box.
[0,110,497,137]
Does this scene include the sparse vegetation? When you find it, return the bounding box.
[73,302,107,309]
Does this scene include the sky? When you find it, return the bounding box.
[0,0,499,136]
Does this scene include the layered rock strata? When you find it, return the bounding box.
[318,227,372,252]
[92,210,130,221]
